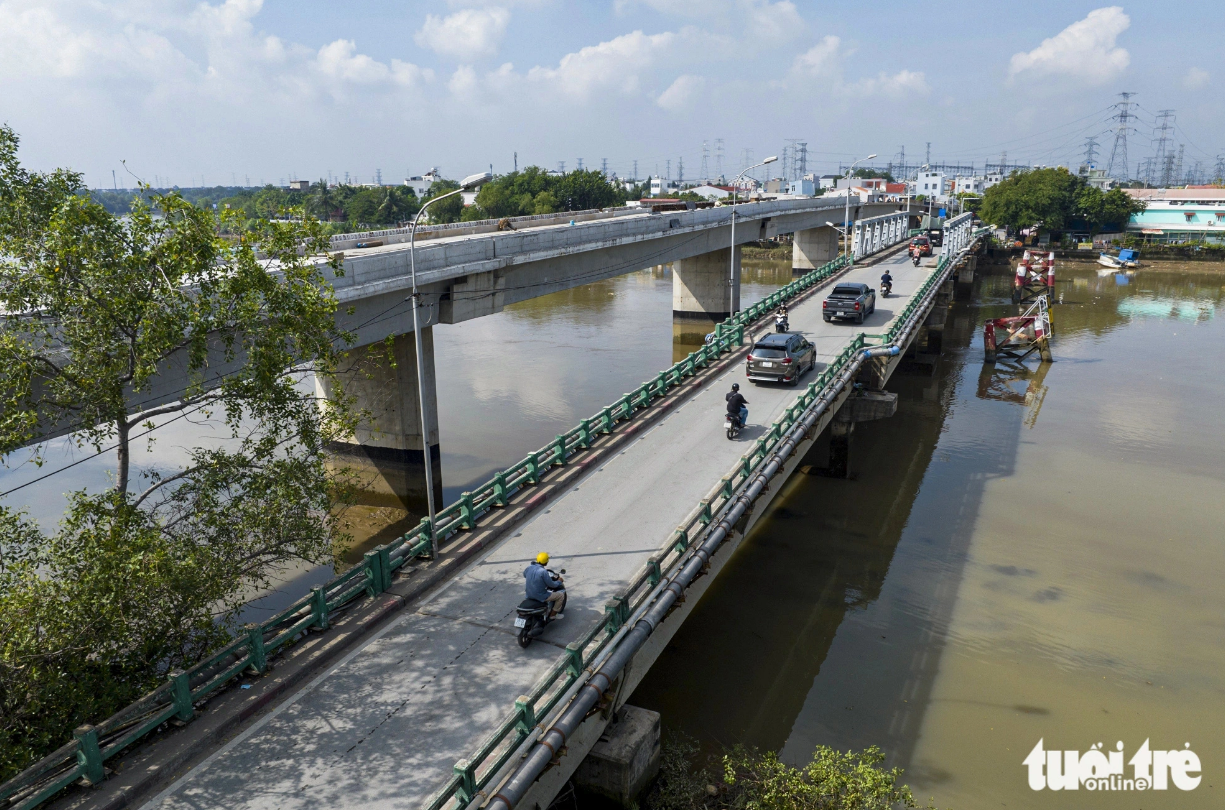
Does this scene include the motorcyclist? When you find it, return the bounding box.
[725,383,749,428]
[524,552,565,621]
[880,271,893,292]
[774,307,789,331]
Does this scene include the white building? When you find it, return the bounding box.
[916,171,947,200]
[404,169,442,197]
[953,176,985,195]
[984,173,1004,189]
[819,174,840,190]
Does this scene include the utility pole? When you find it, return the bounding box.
[1105,91,1138,182]
[514,151,518,172]
[112,170,117,191]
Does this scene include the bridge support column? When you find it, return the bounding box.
[573,706,661,808]
[791,226,839,276]
[318,329,442,512]
[672,246,740,321]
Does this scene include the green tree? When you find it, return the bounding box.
[554,168,626,211]
[1077,185,1145,232]
[978,167,1084,231]
[646,739,936,810]
[423,179,463,223]
[533,190,559,214]
[0,125,358,779]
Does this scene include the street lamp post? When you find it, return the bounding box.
[408,171,491,556]
[841,154,877,259]
[728,155,777,315]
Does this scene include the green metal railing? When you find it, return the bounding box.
[0,254,858,810]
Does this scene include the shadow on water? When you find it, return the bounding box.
[627,266,1034,772]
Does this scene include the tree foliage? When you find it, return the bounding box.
[645,738,935,810]
[471,167,627,220]
[977,168,1146,233]
[0,125,358,779]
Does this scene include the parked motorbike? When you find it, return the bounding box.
[515,568,566,648]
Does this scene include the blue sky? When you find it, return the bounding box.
[2,1,1221,187]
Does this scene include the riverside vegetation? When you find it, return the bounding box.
[0,125,362,781]
[641,738,937,810]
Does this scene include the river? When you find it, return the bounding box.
[628,259,1225,809]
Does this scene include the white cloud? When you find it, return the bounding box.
[615,0,803,41]
[791,35,841,77]
[525,30,677,100]
[851,69,930,97]
[1183,67,1209,89]
[656,74,705,110]
[415,7,511,60]
[1008,7,1130,84]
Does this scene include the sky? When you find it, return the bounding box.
[1,0,1222,188]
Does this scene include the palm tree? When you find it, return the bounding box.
[310,180,333,220]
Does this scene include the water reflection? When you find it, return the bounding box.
[627,260,1225,810]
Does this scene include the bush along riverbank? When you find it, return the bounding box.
[639,737,939,810]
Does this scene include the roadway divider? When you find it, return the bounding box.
[0,253,860,810]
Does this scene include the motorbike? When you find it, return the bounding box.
[880,280,892,297]
[725,408,746,440]
[911,252,921,267]
[515,568,566,648]
[774,315,789,333]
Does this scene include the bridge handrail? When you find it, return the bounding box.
[0,253,859,810]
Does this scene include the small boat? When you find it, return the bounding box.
[1097,248,1140,270]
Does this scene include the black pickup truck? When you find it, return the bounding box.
[822,282,876,324]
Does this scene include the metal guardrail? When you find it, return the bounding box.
[0,253,860,810]
[852,211,908,260]
[454,231,990,810]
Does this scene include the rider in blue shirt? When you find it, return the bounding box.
[524,552,565,620]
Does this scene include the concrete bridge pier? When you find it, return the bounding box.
[672,246,740,342]
[791,226,840,276]
[955,254,977,298]
[317,329,443,512]
[805,391,899,478]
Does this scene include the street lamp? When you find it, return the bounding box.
[841,154,876,259]
[408,170,491,556]
[729,155,777,315]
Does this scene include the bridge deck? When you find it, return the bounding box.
[143,248,930,810]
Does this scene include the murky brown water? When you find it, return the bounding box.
[629,259,1225,809]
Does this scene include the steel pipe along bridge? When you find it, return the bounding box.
[4,224,985,810]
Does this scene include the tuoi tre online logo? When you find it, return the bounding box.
[1024,738,1201,791]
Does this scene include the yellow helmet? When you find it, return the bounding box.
[536,552,550,564]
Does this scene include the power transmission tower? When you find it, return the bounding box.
[633,160,638,181]
[715,139,724,179]
[665,159,671,181]
[577,158,584,171]
[1190,160,1204,185]
[1104,91,1138,182]
[1082,137,1100,167]
[677,156,684,185]
[1174,144,1185,185]
[376,168,382,185]
[558,161,566,174]
[514,151,518,172]
[925,142,931,165]
[700,140,709,183]
[797,142,808,178]
[601,158,608,176]
[1215,155,1225,184]
[1152,109,1175,185]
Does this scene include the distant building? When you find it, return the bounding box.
[953,176,985,195]
[689,184,734,200]
[404,169,442,197]
[819,174,840,190]
[916,171,947,200]
[764,178,787,194]
[1123,187,1225,243]
[649,175,678,197]
[1078,166,1114,190]
[288,179,311,191]
[786,179,816,196]
[984,173,1005,189]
